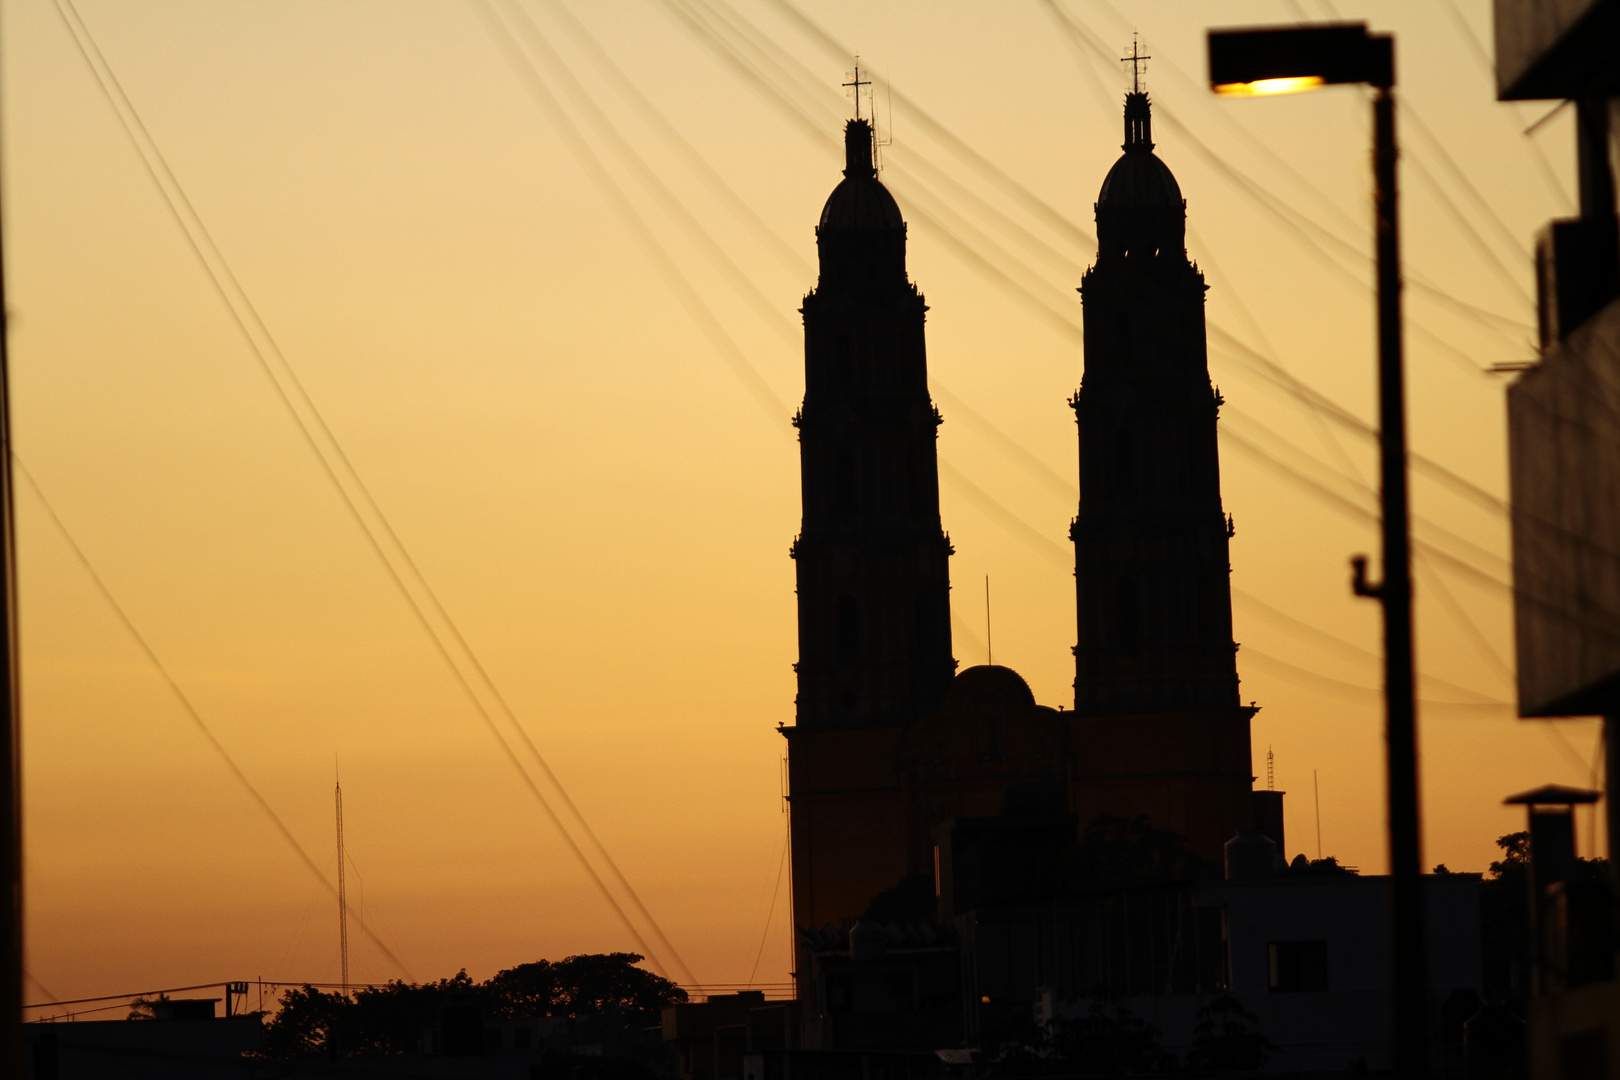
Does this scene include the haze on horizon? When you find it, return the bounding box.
[3,0,1597,1010]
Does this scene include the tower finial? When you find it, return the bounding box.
[844,57,871,121]
[1120,34,1151,94]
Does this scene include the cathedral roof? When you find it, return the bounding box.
[1097,150,1183,209]
[1096,92,1183,210]
[944,664,1037,708]
[819,119,904,232]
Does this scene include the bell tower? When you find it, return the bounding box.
[792,118,955,730]
[785,117,955,1002]
[1069,89,1254,858]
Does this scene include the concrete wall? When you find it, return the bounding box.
[1494,0,1618,99]
[1207,874,1482,1072]
[1507,298,1620,715]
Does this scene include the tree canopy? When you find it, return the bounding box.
[260,952,686,1059]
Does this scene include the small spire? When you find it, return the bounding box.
[844,118,875,178]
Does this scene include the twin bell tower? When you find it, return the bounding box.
[783,82,1257,996]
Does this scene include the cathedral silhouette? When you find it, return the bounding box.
[784,91,1258,1006]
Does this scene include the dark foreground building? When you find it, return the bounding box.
[1496,1,1620,1077]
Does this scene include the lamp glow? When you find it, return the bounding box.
[1212,75,1326,96]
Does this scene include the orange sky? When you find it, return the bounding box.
[4,0,1602,1010]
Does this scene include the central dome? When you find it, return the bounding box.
[945,665,1037,708]
[1097,150,1183,209]
[819,119,904,232]
[819,177,904,231]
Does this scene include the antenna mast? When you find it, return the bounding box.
[1121,34,1152,94]
[1266,746,1275,790]
[1314,769,1324,860]
[336,777,349,996]
[985,575,992,667]
[843,57,871,121]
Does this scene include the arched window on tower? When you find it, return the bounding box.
[837,595,860,659]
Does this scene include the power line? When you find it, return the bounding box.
[744,825,789,988]
[13,457,414,980]
[55,0,694,985]
[650,0,1534,704]
[1435,0,1575,211]
[532,0,811,279]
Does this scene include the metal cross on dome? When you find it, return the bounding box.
[844,57,871,120]
[1121,35,1151,93]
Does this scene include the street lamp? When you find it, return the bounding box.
[1207,23,1426,1080]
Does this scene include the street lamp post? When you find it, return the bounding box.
[1207,24,1426,1079]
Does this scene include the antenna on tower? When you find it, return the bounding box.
[1266,746,1275,790]
[843,57,871,121]
[873,70,894,172]
[985,575,993,667]
[1120,34,1152,94]
[335,768,349,998]
[1313,769,1324,860]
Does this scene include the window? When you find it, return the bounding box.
[1268,940,1329,992]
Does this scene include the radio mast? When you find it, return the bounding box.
[336,777,349,996]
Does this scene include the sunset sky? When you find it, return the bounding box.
[4,0,1601,1010]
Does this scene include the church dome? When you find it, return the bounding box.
[819,119,904,232]
[820,178,904,231]
[945,665,1037,708]
[1097,150,1182,209]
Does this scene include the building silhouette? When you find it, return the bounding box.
[784,116,958,990]
[1068,89,1255,856]
[785,96,1258,1018]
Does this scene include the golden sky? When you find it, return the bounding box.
[4,0,1601,1008]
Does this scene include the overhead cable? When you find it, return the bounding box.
[13,457,414,979]
[58,0,695,985]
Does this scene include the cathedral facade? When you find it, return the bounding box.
[785,97,1255,1002]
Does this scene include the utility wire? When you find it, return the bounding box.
[529,0,811,279]
[653,0,1542,682]
[1232,587,1504,704]
[744,825,789,987]
[1403,106,1534,263]
[13,457,414,979]
[628,0,1584,768]
[1046,3,1535,351]
[1436,0,1575,211]
[475,1,785,434]
[1406,151,1534,309]
[1240,649,1510,714]
[503,2,798,346]
[56,0,693,984]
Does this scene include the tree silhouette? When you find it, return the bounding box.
[260,953,685,1059]
[1184,994,1272,1071]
